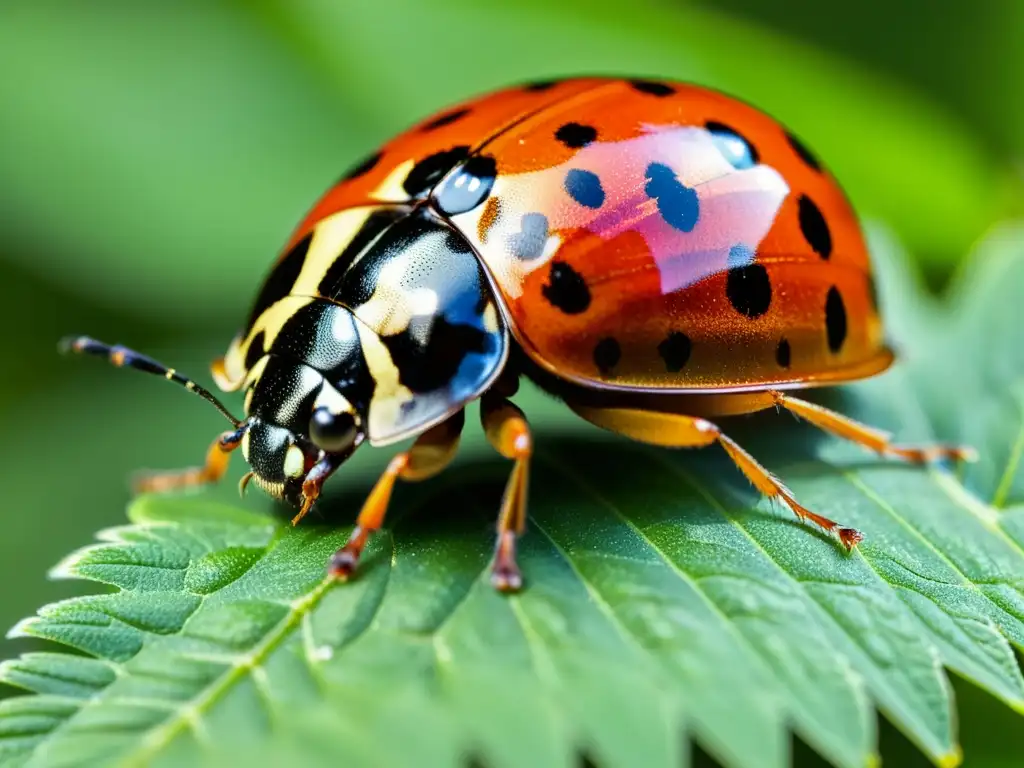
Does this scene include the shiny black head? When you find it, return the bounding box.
[58,335,369,511]
[238,345,370,507]
[241,407,363,507]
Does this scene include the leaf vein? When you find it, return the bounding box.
[539,452,785,692]
[115,575,335,767]
[992,387,1024,509]
[844,470,1024,625]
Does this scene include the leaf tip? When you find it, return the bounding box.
[6,616,40,641]
[47,556,80,582]
[0,658,17,682]
[937,745,964,768]
[44,524,140,581]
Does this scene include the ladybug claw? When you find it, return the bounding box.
[955,446,979,464]
[490,530,523,592]
[329,548,359,581]
[838,527,863,550]
[490,563,523,593]
[329,526,370,581]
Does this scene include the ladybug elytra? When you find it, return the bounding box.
[64,77,974,591]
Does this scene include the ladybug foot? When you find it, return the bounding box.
[837,526,864,550]
[491,562,523,593]
[490,531,523,593]
[329,526,370,581]
[329,550,358,581]
[783,495,864,551]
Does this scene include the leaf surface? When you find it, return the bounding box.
[1,230,1022,768]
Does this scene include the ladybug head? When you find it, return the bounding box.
[58,335,366,513]
[240,406,365,508]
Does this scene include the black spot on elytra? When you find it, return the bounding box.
[403,146,471,197]
[705,121,759,168]
[629,79,675,97]
[786,131,822,171]
[645,163,699,233]
[523,79,557,92]
[593,337,621,375]
[434,154,497,215]
[507,212,549,261]
[798,195,832,259]
[726,264,772,319]
[541,261,591,314]
[244,330,266,371]
[244,232,312,332]
[555,122,597,149]
[564,169,605,209]
[658,331,692,372]
[420,108,470,132]
[381,315,489,393]
[776,337,791,368]
[340,151,382,182]
[825,286,847,353]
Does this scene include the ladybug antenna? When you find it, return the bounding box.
[59,335,242,428]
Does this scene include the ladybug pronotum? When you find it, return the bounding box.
[64,77,974,591]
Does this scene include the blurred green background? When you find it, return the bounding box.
[0,0,1022,762]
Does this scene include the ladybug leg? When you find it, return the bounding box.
[568,402,863,549]
[289,453,346,526]
[769,392,977,464]
[134,426,248,494]
[480,393,532,592]
[329,410,465,581]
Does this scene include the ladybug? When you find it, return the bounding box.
[63,77,974,591]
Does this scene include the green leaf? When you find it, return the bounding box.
[1,229,1022,768]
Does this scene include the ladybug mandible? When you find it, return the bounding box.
[64,77,974,591]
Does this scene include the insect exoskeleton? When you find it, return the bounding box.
[64,77,974,591]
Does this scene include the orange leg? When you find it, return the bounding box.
[329,410,465,580]
[480,394,533,592]
[289,453,346,526]
[133,426,247,494]
[568,402,863,548]
[769,391,977,464]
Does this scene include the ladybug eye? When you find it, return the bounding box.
[309,407,359,453]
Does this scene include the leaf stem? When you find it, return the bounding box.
[119,576,336,767]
